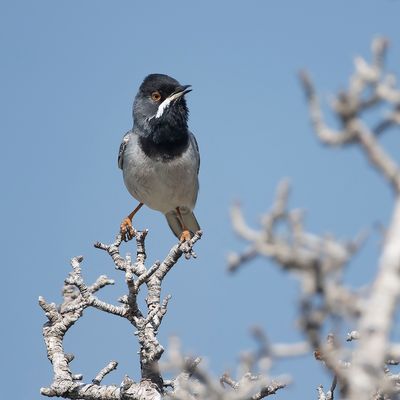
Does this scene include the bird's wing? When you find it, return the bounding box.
[189,132,200,175]
[118,131,131,169]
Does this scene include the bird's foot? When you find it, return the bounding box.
[120,218,135,242]
[179,231,202,260]
[179,229,191,243]
[179,229,195,259]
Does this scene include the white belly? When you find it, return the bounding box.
[123,138,199,214]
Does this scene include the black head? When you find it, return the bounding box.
[133,74,191,139]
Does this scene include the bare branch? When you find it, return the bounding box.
[299,70,356,146]
[92,361,118,385]
[298,36,400,399]
[346,331,360,342]
[251,381,287,399]
[230,37,400,400]
[40,230,202,400]
[300,37,400,194]
[349,199,400,399]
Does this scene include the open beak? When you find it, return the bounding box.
[169,85,192,101]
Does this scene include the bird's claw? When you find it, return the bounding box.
[120,218,135,242]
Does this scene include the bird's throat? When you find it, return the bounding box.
[139,128,189,161]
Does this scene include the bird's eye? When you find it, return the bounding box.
[151,91,161,102]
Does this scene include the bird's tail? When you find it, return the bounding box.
[165,208,200,239]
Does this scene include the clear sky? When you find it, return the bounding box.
[2,1,400,398]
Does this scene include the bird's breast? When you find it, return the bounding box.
[122,135,199,214]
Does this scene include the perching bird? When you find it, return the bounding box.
[118,73,200,242]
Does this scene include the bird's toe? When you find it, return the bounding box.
[120,218,135,241]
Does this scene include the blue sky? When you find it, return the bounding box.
[2,1,400,398]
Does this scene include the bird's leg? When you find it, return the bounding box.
[176,207,191,242]
[120,202,143,241]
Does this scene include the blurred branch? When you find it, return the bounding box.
[161,336,289,399]
[299,37,400,193]
[300,36,400,400]
[232,37,400,399]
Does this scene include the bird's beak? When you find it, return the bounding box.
[169,85,192,101]
[153,85,192,120]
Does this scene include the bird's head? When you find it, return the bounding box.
[133,74,192,135]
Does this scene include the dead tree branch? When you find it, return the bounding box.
[232,37,400,399]
[41,229,287,399]
[40,231,202,400]
[161,336,289,400]
[301,37,400,400]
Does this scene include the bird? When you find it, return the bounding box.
[117,73,200,242]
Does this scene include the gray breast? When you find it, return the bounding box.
[122,132,199,214]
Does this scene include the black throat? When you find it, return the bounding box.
[134,95,190,161]
[138,125,189,161]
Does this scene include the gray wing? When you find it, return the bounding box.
[189,132,200,175]
[118,131,131,170]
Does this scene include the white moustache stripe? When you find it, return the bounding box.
[155,97,172,119]
[155,92,183,119]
